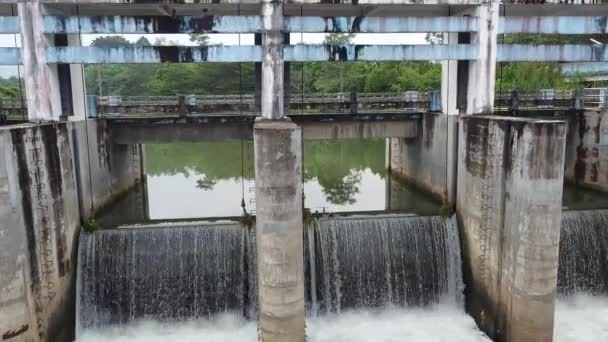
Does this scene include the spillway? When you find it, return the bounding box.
[76,214,469,340]
[76,221,256,336]
[558,209,608,296]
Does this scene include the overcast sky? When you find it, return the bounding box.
[0,32,427,78]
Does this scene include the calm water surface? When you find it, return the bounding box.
[143,140,441,220]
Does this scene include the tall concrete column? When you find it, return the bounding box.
[18,0,61,121]
[254,121,305,342]
[457,116,567,342]
[466,3,498,115]
[441,3,498,115]
[255,1,306,341]
[18,1,86,122]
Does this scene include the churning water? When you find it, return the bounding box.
[76,214,488,341]
[555,209,608,342]
[77,305,491,342]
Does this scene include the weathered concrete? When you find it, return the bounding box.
[457,116,567,342]
[388,112,457,205]
[69,119,143,219]
[106,115,419,144]
[0,123,79,341]
[254,119,305,342]
[565,108,608,192]
[261,0,284,119]
[0,120,142,342]
[467,3,498,115]
[18,0,61,121]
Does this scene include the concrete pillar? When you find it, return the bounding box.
[441,3,498,116]
[18,0,61,121]
[467,3,498,115]
[254,120,305,342]
[255,33,262,114]
[18,1,86,122]
[255,1,305,340]
[261,0,284,119]
[457,116,567,342]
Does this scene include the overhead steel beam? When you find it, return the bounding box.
[499,16,608,34]
[286,15,479,32]
[41,15,479,34]
[561,62,608,77]
[498,44,608,62]
[46,46,262,63]
[43,15,262,33]
[285,44,478,61]
[0,16,18,33]
[0,48,21,65]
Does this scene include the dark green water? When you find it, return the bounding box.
[99,139,608,224]
[142,139,441,220]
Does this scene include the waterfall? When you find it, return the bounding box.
[77,214,465,334]
[314,214,464,314]
[558,210,608,296]
[76,221,254,335]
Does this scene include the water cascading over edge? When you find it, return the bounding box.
[77,214,465,336]
[311,215,464,314]
[558,209,608,296]
[76,221,255,337]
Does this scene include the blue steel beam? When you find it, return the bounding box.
[0,16,17,34]
[0,48,20,65]
[6,15,608,35]
[498,44,608,62]
[499,16,608,34]
[42,15,478,34]
[46,46,262,63]
[285,44,478,61]
[562,62,608,77]
[44,15,262,34]
[43,44,477,63]
[286,16,478,33]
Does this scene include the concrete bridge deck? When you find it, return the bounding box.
[107,112,420,143]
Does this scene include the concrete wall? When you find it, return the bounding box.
[0,123,79,341]
[0,120,142,342]
[388,112,457,206]
[457,116,567,342]
[564,108,608,192]
[69,119,143,219]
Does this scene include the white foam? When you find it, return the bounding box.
[77,305,490,342]
[555,294,608,342]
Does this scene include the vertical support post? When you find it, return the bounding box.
[255,33,262,114]
[18,1,85,122]
[254,121,306,342]
[457,116,567,342]
[255,1,305,341]
[467,2,498,115]
[261,0,284,119]
[18,0,61,121]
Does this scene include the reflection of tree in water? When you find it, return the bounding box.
[304,140,384,205]
[145,139,385,203]
[196,176,217,190]
[322,171,362,205]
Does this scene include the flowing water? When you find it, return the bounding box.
[76,215,490,341]
[555,209,608,342]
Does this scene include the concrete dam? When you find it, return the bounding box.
[2,0,608,341]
